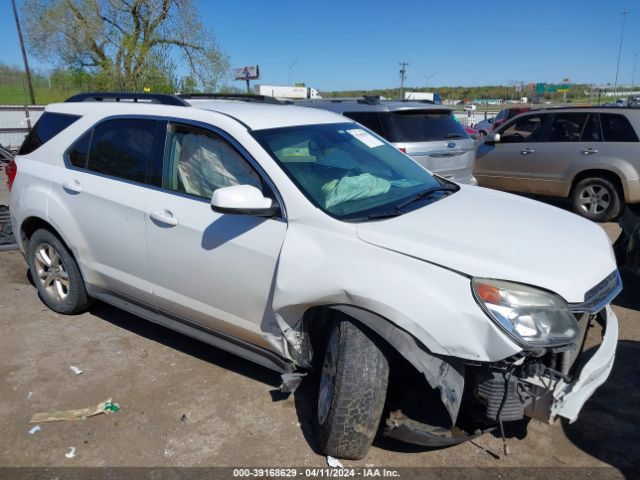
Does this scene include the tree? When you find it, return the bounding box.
[22,0,228,92]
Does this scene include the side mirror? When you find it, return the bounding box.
[211,185,280,217]
[485,133,501,144]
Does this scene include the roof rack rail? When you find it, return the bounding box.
[178,93,287,105]
[64,92,189,106]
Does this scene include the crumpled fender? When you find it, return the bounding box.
[265,221,523,422]
[267,221,521,362]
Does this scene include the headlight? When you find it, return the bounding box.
[472,278,579,348]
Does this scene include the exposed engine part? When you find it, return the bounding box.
[474,369,532,422]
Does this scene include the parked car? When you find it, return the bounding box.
[613,206,640,274]
[475,107,640,222]
[10,93,621,460]
[297,97,477,185]
[473,117,494,135]
[492,106,533,131]
[464,125,482,143]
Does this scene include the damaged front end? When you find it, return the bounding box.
[385,296,619,447]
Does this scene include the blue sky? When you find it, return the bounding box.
[1,0,639,91]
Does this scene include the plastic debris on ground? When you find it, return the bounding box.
[65,447,76,459]
[29,398,120,424]
[28,425,41,435]
[326,456,344,468]
[69,366,83,375]
[26,392,32,400]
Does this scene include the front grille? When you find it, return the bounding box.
[570,270,622,314]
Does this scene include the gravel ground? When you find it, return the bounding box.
[0,186,638,478]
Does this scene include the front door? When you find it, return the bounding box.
[144,122,287,350]
[476,113,551,193]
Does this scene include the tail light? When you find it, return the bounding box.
[6,159,17,191]
[398,147,407,153]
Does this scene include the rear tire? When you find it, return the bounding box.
[571,176,622,222]
[315,316,389,460]
[28,229,92,314]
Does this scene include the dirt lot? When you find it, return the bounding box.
[0,194,639,478]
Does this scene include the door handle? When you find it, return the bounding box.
[520,148,535,155]
[582,148,599,155]
[150,210,178,226]
[62,180,82,193]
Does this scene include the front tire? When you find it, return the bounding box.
[28,229,92,314]
[571,176,622,222]
[315,317,389,460]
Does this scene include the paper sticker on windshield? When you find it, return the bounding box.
[346,129,384,148]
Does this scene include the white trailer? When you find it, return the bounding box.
[403,91,442,104]
[254,85,321,100]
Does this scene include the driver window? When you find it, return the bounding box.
[164,123,262,199]
[500,114,548,143]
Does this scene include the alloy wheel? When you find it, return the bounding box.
[34,243,70,301]
[577,184,611,215]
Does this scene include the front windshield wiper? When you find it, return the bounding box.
[394,185,458,210]
[346,210,404,222]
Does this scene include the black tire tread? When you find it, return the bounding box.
[317,318,389,460]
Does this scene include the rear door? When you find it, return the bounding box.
[529,112,601,197]
[51,117,164,303]
[475,112,551,193]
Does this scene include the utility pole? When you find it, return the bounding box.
[632,53,638,93]
[613,10,628,101]
[399,62,409,100]
[11,0,35,105]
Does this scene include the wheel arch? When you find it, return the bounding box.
[300,303,465,425]
[19,216,84,277]
[570,168,625,200]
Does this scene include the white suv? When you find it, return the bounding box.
[9,93,621,460]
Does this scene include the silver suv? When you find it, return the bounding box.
[475,107,640,222]
[297,97,477,185]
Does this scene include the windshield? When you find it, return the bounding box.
[252,122,453,221]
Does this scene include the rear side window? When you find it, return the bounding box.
[547,113,589,142]
[68,130,92,168]
[87,119,158,183]
[581,114,602,141]
[380,110,468,142]
[19,112,80,155]
[601,114,639,142]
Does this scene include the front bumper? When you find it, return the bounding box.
[525,305,618,423]
[551,305,618,422]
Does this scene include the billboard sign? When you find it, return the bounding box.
[234,65,260,80]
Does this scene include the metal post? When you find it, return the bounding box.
[399,62,408,100]
[632,53,638,93]
[11,0,36,105]
[613,10,629,101]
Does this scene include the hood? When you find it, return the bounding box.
[356,186,616,303]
